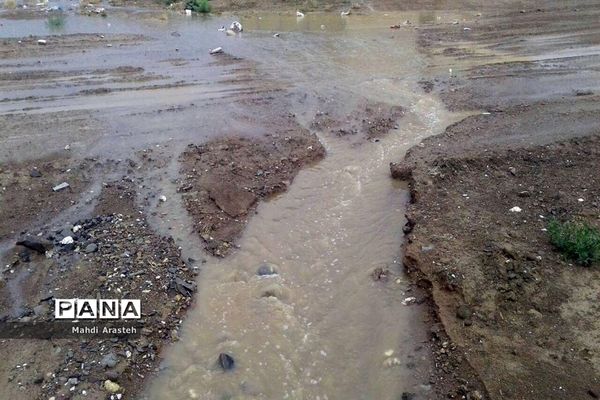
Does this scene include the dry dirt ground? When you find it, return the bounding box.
[395,2,600,399]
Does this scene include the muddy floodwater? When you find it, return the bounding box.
[143,12,466,400]
[1,4,472,399]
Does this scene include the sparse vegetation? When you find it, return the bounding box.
[47,14,66,31]
[548,219,600,266]
[186,0,211,13]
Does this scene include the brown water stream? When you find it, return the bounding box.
[145,12,468,400]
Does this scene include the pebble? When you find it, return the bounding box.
[456,305,473,320]
[383,357,401,367]
[85,243,98,253]
[218,353,235,371]
[402,297,416,306]
[100,353,119,369]
[60,236,74,245]
[257,263,278,276]
[104,380,122,393]
[30,169,42,178]
[52,182,70,192]
[261,284,288,300]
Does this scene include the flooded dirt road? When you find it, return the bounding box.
[136,12,467,400]
[147,64,462,400]
[0,3,488,400]
[9,3,598,400]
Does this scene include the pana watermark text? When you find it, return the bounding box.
[54,299,141,320]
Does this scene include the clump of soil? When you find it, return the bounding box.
[0,181,196,400]
[311,101,403,141]
[179,128,325,256]
[401,134,600,399]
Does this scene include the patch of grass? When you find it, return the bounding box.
[547,219,600,266]
[186,0,211,13]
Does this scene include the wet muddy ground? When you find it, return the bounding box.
[400,1,600,399]
[1,0,600,399]
[0,3,459,399]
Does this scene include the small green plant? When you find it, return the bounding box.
[547,219,600,266]
[47,14,66,32]
[186,0,211,13]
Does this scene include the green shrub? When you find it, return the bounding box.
[186,0,211,13]
[547,219,600,266]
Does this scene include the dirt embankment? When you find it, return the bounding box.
[403,136,600,399]
[179,127,325,257]
[398,3,600,399]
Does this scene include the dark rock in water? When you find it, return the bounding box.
[30,169,42,178]
[456,305,473,320]
[257,263,278,276]
[85,243,98,253]
[16,239,47,254]
[371,266,389,282]
[401,393,416,400]
[390,161,412,180]
[218,353,235,371]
